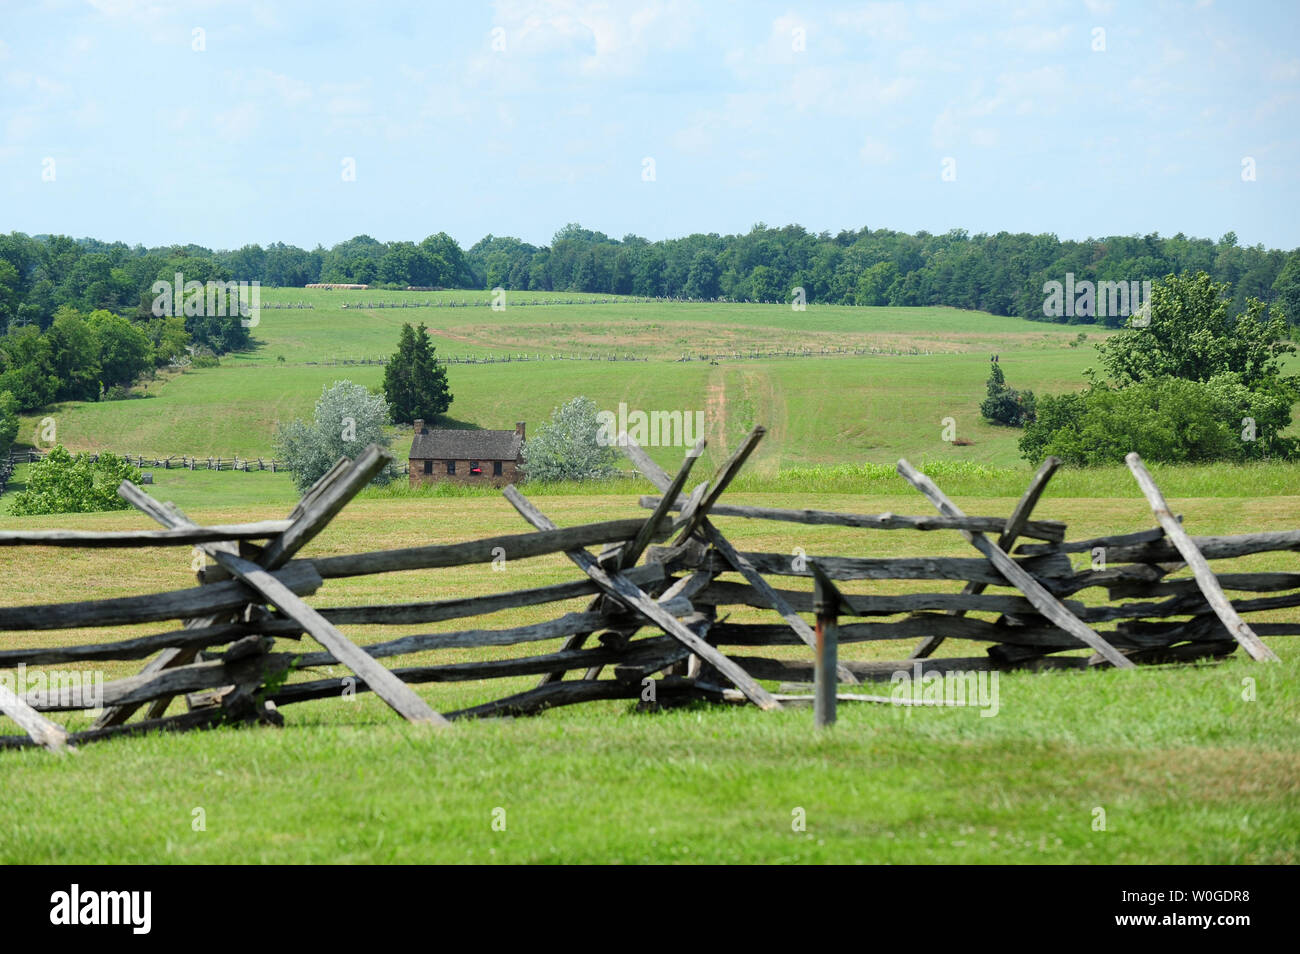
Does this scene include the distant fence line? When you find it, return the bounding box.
[301,353,649,367]
[312,296,820,309]
[291,348,938,368]
[0,452,307,495]
[3,449,422,476]
[3,450,452,473]
[336,297,651,310]
[259,293,959,310]
[677,345,936,362]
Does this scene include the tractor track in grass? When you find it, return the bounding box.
[706,370,727,461]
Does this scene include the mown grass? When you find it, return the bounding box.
[0,490,1296,863]
[2,653,1296,864]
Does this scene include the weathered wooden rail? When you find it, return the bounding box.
[0,429,1293,752]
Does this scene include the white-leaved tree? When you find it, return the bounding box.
[521,395,620,482]
[274,380,396,492]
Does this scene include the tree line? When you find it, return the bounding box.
[471,224,1300,326]
[4,225,1299,335]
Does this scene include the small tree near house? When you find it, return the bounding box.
[980,359,1036,427]
[383,322,453,425]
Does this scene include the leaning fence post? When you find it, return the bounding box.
[1125,452,1280,662]
[811,563,840,728]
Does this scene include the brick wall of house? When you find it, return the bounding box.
[408,458,522,488]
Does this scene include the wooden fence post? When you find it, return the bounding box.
[811,564,841,728]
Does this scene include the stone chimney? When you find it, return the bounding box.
[414,419,425,434]
[515,421,526,441]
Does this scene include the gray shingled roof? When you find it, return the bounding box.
[410,429,522,461]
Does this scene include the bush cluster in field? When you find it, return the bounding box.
[1014,273,1298,465]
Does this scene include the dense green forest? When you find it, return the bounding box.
[3,225,1299,336]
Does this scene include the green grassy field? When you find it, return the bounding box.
[0,489,1297,863]
[1,290,1297,864]
[16,289,1109,471]
[5,659,1295,864]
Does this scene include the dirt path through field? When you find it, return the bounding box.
[705,369,727,460]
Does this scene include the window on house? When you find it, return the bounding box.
[446,461,456,475]
[469,461,482,476]
[423,459,432,475]
[493,461,503,476]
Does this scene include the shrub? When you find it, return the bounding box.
[1026,272,1299,465]
[1018,376,1298,466]
[273,380,396,492]
[521,396,620,482]
[979,360,1036,426]
[9,445,142,515]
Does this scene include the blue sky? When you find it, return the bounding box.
[2,0,1298,251]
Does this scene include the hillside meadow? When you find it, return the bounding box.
[16,290,1106,472]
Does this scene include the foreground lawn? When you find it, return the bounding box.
[1,654,1295,864]
[0,488,1296,863]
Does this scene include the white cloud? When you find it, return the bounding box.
[859,137,896,164]
[213,102,260,140]
[784,64,917,117]
[490,0,698,79]
[897,45,959,73]
[84,0,187,45]
[768,12,808,64]
[996,24,1070,54]
[831,2,909,44]
[72,99,107,128]
[1270,59,1300,82]
[929,65,1066,149]
[240,68,312,107]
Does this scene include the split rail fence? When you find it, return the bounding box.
[6,449,294,474]
[0,427,1294,752]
